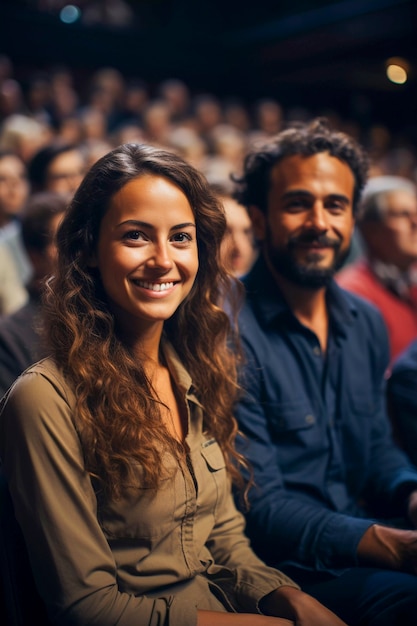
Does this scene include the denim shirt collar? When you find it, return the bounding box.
[243,255,359,338]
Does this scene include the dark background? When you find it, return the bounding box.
[1,0,416,135]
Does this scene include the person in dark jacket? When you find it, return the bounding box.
[0,191,67,396]
[231,118,417,626]
[387,338,417,466]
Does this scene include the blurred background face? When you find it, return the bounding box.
[45,149,86,195]
[0,154,29,222]
[220,196,257,277]
[363,189,417,270]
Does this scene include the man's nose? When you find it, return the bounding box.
[306,203,329,231]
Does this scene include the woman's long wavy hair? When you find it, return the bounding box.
[42,142,245,499]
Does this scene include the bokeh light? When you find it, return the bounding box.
[385,57,410,85]
[60,5,81,24]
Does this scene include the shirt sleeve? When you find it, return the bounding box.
[234,341,374,572]
[205,474,299,613]
[0,370,197,626]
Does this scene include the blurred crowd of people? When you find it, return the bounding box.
[0,51,417,389]
[3,45,417,625]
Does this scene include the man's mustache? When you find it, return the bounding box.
[288,233,340,248]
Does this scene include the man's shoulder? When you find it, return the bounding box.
[334,279,386,324]
[391,338,417,374]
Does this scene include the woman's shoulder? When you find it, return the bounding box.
[0,359,80,473]
[2,357,76,412]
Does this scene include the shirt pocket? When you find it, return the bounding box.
[199,439,228,515]
[266,400,321,472]
[200,438,226,471]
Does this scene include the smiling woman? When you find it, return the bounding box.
[90,174,199,338]
[0,142,347,626]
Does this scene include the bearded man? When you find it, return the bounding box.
[231,119,417,626]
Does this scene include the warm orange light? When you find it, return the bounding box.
[385,57,410,85]
[386,64,407,84]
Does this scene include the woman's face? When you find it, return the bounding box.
[92,174,199,336]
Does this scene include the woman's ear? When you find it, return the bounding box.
[248,205,267,242]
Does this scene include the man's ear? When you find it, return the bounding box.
[248,205,267,241]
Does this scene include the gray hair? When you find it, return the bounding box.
[358,175,417,223]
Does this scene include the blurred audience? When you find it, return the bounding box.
[0,191,67,397]
[27,142,86,195]
[0,150,32,286]
[0,244,28,317]
[212,182,258,278]
[0,113,51,163]
[0,51,416,346]
[337,175,417,364]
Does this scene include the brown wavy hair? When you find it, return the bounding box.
[42,142,246,499]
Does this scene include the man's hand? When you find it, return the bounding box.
[259,585,348,625]
[357,523,417,573]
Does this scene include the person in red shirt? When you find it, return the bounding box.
[337,175,417,365]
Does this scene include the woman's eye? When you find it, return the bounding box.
[124,230,146,241]
[172,232,192,243]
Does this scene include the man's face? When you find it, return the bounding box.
[251,152,355,288]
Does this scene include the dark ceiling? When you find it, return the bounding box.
[1,0,416,133]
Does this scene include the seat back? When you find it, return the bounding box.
[0,472,51,625]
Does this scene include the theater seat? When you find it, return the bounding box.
[0,472,52,625]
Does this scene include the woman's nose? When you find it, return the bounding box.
[146,242,173,269]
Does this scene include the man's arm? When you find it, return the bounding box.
[234,344,373,572]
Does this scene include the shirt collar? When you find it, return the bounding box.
[243,254,358,336]
[161,338,202,407]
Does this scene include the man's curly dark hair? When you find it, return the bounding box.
[233,117,369,216]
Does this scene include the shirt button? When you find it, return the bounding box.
[313,346,321,356]
[305,414,315,425]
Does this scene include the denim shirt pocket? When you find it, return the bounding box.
[266,400,320,471]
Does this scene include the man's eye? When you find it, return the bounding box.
[327,203,345,212]
[285,199,307,211]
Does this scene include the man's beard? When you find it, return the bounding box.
[266,231,350,289]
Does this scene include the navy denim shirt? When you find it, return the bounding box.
[387,338,417,467]
[234,255,417,575]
